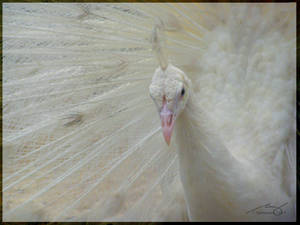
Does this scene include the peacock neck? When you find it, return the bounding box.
[175,90,235,166]
[174,91,292,221]
[174,91,247,221]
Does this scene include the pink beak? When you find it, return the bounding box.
[160,97,175,145]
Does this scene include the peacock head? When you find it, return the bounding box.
[149,64,191,145]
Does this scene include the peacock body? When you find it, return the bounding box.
[2,3,296,222]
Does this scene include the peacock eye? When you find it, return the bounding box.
[181,88,185,96]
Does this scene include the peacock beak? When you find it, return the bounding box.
[160,97,175,146]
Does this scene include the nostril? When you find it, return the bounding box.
[168,114,173,126]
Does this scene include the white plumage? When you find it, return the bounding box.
[3,3,296,222]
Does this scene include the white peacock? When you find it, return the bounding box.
[2,3,296,222]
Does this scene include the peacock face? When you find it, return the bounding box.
[149,64,190,145]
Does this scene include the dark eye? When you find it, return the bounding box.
[181,88,185,96]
